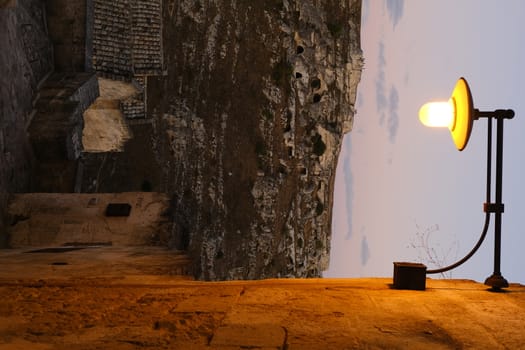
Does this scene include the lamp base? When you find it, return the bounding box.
[484,273,509,290]
[393,262,427,290]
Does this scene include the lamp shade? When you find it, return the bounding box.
[419,78,474,151]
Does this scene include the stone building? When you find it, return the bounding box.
[92,0,163,120]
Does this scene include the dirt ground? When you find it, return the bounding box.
[0,247,524,349]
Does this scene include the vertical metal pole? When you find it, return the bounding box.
[494,116,504,275]
[485,115,509,289]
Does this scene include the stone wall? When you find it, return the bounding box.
[29,73,99,160]
[81,121,164,193]
[0,0,54,242]
[16,0,53,84]
[7,192,171,247]
[81,77,135,152]
[45,0,89,72]
[28,72,99,192]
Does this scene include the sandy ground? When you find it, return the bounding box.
[0,246,524,349]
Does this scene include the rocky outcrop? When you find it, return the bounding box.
[156,0,363,280]
[81,0,362,280]
[1,0,362,279]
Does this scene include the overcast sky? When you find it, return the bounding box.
[326,0,525,285]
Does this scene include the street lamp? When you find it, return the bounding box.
[418,77,474,151]
[393,77,515,291]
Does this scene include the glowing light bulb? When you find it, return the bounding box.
[419,99,455,129]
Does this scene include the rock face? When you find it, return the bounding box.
[155,0,363,280]
[1,0,362,280]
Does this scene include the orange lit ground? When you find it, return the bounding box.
[0,247,524,349]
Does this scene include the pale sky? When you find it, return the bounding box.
[326,0,525,285]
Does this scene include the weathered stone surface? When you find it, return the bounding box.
[80,0,362,280]
[1,0,363,280]
[0,0,54,240]
[0,263,524,350]
[29,72,99,161]
[7,192,171,247]
[28,72,99,192]
[0,0,99,207]
[45,0,92,72]
[154,0,363,280]
[211,324,286,348]
[92,0,163,80]
[82,78,134,152]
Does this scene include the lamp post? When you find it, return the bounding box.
[418,77,514,290]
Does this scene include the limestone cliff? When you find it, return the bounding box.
[156,0,363,279]
[79,0,363,280]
